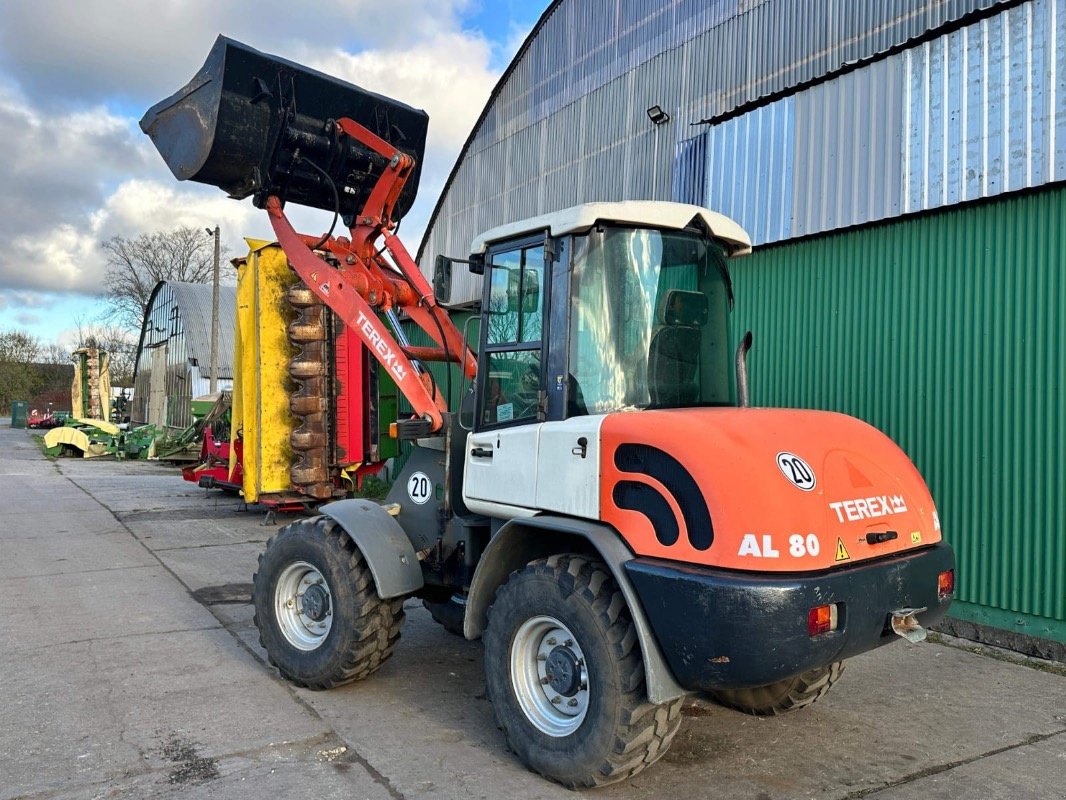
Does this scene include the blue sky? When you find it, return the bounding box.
[470,0,544,63]
[0,0,546,349]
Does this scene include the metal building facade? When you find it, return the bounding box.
[131,281,237,430]
[419,0,1009,302]
[732,187,1066,646]
[702,0,1066,245]
[416,0,1065,649]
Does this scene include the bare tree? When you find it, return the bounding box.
[40,342,73,365]
[0,329,41,362]
[101,226,228,329]
[69,317,138,387]
[0,329,42,413]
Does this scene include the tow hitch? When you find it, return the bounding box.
[889,608,928,643]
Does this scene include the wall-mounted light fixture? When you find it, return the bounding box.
[646,104,670,125]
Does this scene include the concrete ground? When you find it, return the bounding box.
[1,424,1064,800]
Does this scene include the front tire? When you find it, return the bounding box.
[708,662,845,715]
[483,554,682,788]
[252,517,404,689]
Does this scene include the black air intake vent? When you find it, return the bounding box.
[614,443,713,550]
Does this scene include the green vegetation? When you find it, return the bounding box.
[31,433,57,459]
[354,475,391,501]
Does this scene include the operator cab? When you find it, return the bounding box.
[450,202,752,431]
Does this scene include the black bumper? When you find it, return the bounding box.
[625,543,955,691]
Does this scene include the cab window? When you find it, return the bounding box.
[479,241,546,427]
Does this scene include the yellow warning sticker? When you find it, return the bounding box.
[835,538,851,562]
[910,531,922,544]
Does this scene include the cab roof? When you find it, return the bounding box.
[469,201,752,257]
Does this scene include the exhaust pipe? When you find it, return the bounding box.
[139,36,429,223]
[735,331,753,408]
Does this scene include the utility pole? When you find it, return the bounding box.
[206,225,221,394]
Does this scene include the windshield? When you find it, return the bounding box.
[568,226,732,414]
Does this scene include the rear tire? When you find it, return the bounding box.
[423,595,467,637]
[483,554,683,788]
[708,662,844,715]
[252,516,404,689]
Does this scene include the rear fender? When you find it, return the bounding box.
[319,499,424,599]
[464,515,688,704]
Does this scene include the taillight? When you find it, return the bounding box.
[938,569,955,598]
[808,603,839,636]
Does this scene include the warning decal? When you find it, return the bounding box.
[910,531,922,544]
[835,538,851,562]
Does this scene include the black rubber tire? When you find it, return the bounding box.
[708,661,845,716]
[422,595,467,637]
[252,516,404,689]
[483,554,683,788]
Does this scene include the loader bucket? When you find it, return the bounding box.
[140,36,429,223]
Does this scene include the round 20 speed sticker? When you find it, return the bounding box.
[407,471,433,505]
[775,452,816,491]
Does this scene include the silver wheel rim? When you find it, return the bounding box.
[274,561,333,651]
[510,615,589,737]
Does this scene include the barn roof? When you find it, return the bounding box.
[137,280,238,380]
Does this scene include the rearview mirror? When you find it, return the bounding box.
[433,254,452,305]
[433,254,486,306]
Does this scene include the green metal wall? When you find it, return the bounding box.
[731,186,1066,644]
[394,311,477,470]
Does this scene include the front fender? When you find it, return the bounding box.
[320,499,424,599]
[464,515,688,704]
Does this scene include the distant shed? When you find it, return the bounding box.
[131,281,237,429]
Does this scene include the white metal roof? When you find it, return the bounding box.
[469,202,752,257]
[158,281,238,380]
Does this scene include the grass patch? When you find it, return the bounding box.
[31,433,57,459]
[353,475,391,501]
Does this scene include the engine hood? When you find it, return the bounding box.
[599,408,941,572]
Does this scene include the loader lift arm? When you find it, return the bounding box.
[265,117,476,434]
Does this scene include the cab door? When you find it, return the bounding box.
[463,235,547,512]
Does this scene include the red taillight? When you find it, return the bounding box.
[938,569,955,598]
[808,603,839,636]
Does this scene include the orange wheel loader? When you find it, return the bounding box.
[143,37,955,788]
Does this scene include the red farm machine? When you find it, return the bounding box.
[143,38,955,787]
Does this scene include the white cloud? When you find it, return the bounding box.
[49,322,138,353]
[308,30,497,155]
[5,179,270,295]
[300,27,502,249]
[0,291,56,311]
[0,0,507,322]
[0,1,478,109]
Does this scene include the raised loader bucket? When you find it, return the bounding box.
[140,36,428,223]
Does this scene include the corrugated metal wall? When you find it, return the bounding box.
[392,312,477,472]
[731,186,1066,642]
[704,0,1066,246]
[131,282,237,429]
[420,0,1009,302]
[902,0,1066,210]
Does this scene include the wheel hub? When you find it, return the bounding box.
[274,561,333,651]
[545,646,581,696]
[510,615,590,737]
[301,583,330,621]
